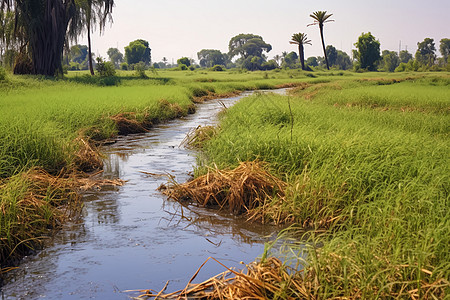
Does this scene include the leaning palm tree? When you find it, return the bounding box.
[308,11,334,70]
[289,33,311,70]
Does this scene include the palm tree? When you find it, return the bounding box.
[289,33,311,70]
[308,11,334,70]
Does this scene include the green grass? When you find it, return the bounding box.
[0,68,310,266]
[197,73,450,297]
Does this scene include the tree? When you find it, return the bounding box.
[282,51,298,68]
[354,32,381,71]
[335,50,352,70]
[308,11,334,70]
[289,33,311,70]
[228,33,272,60]
[306,56,318,67]
[399,50,413,63]
[125,39,151,65]
[380,50,400,72]
[0,0,114,76]
[107,47,123,68]
[177,57,190,67]
[325,45,338,67]
[197,49,225,68]
[439,38,450,63]
[415,38,436,67]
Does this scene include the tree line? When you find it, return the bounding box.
[1,2,449,76]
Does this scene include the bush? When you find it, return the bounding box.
[179,64,188,71]
[134,61,148,78]
[120,62,128,70]
[0,66,7,81]
[211,65,224,71]
[95,57,116,77]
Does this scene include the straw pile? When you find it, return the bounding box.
[163,161,286,215]
[180,125,218,150]
[134,257,307,299]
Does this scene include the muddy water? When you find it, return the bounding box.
[1,90,286,299]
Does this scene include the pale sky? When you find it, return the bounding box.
[80,0,450,63]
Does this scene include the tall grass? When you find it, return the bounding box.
[198,74,450,297]
[0,69,310,266]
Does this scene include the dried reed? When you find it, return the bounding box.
[164,161,286,215]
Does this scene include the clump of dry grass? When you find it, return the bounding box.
[72,136,104,172]
[134,256,307,299]
[180,125,219,150]
[110,112,151,135]
[0,167,123,267]
[163,161,286,215]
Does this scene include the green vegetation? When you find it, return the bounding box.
[0,69,311,266]
[194,72,450,298]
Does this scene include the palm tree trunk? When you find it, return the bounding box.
[299,45,305,70]
[319,25,329,70]
[87,19,94,76]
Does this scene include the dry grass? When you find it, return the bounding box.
[180,125,219,150]
[133,257,307,299]
[163,161,286,216]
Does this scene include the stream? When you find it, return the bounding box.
[1,89,287,299]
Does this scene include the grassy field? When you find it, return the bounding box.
[192,73,450,298]
[1,69,449,298]
[0,68,310,268]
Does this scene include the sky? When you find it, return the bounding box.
[80,0,450,63]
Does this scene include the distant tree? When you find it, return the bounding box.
[354,32,381,71]
[308,11,334,70]
[399,50,413,63]
[283,51,298,68]
[306,56,318,67]
[289,33,311,70]
[70,45,89,64]
[125,39,151,65]
[439,38,450,63]
[325,45,338,67]
[335,50,352,70]
[415,38,436,67]
[107,47,123,68]
[273,54,281,67]
[380,50,400,72]
[197,49,225,68]
[177,57,190,67]
[228,33,272,60]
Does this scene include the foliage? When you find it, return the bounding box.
[282,51,299,68]
[439,38,450,62]
[306,56,319,67]
[95,57,116,77]
[199,74,450,298]
[107,47,123,68]
[290,33,311,70]
[0,0,114,76]
[308,11,334,70]
[134,61,147,78]
[399,50,413,63]
[0,65,6,80]
[125,39,151,65]
[380,50,400,72]
[211,65,224,71]
[415,38,436,67]
[177,57,191,67]
[228,33,272,60]
[197,49,227,68]
[354,32,381,71]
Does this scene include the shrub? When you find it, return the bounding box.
[134,61,148,78]
[120,62,128,70]
[179,64,188,71]
[95,57,116,77]
[211,65,224,71]
[0,66,6,81]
